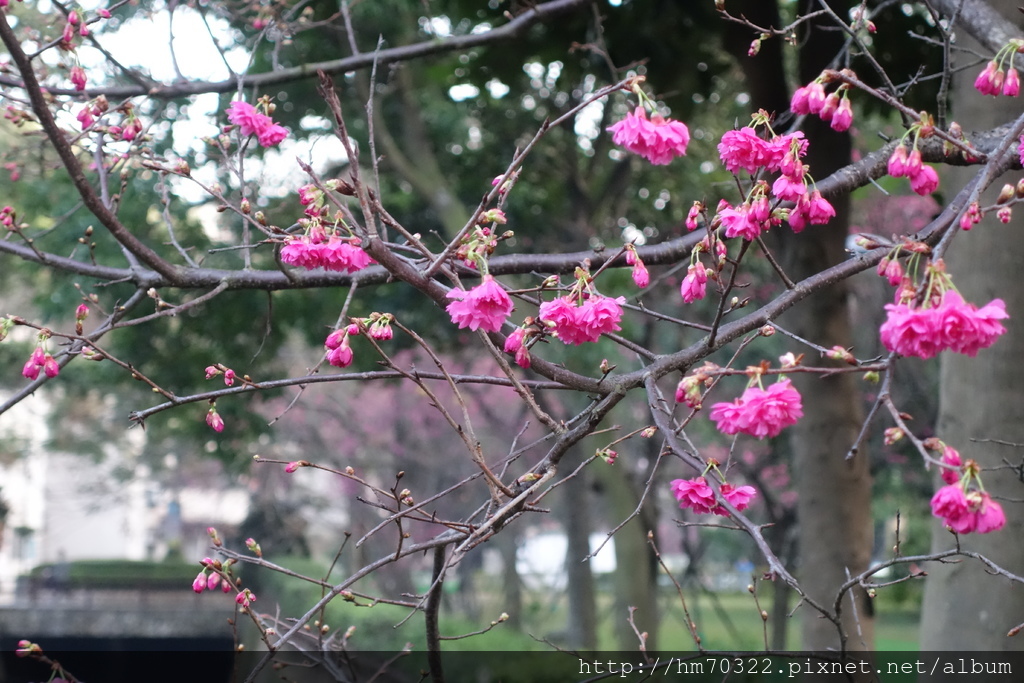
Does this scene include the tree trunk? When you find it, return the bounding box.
[563,468,598,649]
[597,461,659,650]
[919,0,1024,647]
[772,0,875,651]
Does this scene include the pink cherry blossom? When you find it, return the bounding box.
[940,446,963,486]
[76,106,94,129]
[881,290,1007,359]
[939,291,1008,356]
[830,97,853,131]
[326,339,354,367]
[670,477,717,515]
[607,107,690,165]
[538,294,624,345]
[258,122,288,147]
[227,101,265,136]
[576,295,626,341]
[818,92,840,121]
[931,484,971,529]
[192,572,207,594]
[680,264,708,303]
[887,144,909,177]
[1004,68,1020,96]
[227,100,288,148]
[876,257,903,286]
[206,409,225,433]
[791,81,826,115]
[503,327,531,368]
[70,66,86,91]
[772,174,807,202]
[909,164,940,195]
[320,239,372,273]
[717,483,757,514]
[42,354,59,378]
[718,127,772,175]
[973,493,1006,533]
[805,190,836,225]
[685,202,702,230]
[445,275,514,333]
[974,61,1003,96]
[719,203,763,240]
[22,357,41,380]
[709,378,803,439]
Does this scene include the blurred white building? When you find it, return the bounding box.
[0,390,249,602]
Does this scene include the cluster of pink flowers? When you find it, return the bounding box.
[670,476,757,516]
[931,486,1005,534]
[887,144,939,195]
[279,235,372,273]
[607,106,690,165]
[538,294,626,345]
[324,324,357,367]
[226,100,288,148]
[205,364,236,386]
[715,123,835,236]
[624,244,649,288]
[446,275,514,333]
[192,560,233,595]
[503,326,532,368]
[717,127,806,176]
[880,290,1008,359]
[22,347,59,380]
[791,80,854,132]
[975,61,1020,97]
[75,96,108,130]
[708,378,804,439]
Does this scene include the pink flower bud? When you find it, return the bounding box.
[22,358,41,380]
[204,365,220,379]
[70,66,87,92]
[223,369,236,386]
[75,303,89,321]
[206,410,225,433]
[192,572,207,594]
[42,354,60,378]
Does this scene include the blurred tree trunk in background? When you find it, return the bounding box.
[724,0,874,650]
[920,0,1024,649]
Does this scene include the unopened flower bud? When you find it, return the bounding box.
[863,371,880,383]
[759,325,774,337]
[997,184,1015,204]
[998,207,1012,223]
[240,199,251,214]
[827,345,856,364]
[779,352,800,368]
[884,427,904,445]
[640,426,657,438]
